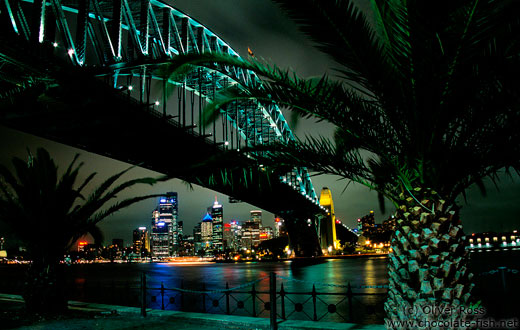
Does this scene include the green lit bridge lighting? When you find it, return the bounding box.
[0,0,325,255]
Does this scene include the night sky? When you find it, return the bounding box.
[1,0,519,246]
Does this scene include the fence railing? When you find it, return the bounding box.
[140,272,388,329]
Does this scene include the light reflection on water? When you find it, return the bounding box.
[138,257,389,324]
[142,257,389,293]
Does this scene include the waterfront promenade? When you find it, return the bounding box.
[0,293,384,330]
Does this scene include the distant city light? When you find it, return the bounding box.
[158,222,165,227]
[224,141,229,146]
[138,227,146,230]
[128,85,133,91]
[160,199,166,203]
[52,42,58,47]
[68,49,74,56]
[155,100,160,106]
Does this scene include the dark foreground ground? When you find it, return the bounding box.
[0,294,384,330]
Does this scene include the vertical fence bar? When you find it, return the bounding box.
[270,272,277,330]
[225,282,230,315]
[161,282,165,310]
[498,266,507,294]
[280,283,286,320]
[141,272,147,317]
[312,284,317,321]
[347,282,353,322]
[251,283,256,317]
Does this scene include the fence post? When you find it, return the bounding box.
[141,272,147,317]
[252,283,257,317]
[498,266,507,294]
[312,284,317,321]
[225,282,230,315]
[161,282,165,310]
[270,272,277,330]
[347,282,353,322]
[280,283,286,320]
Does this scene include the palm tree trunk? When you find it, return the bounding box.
[384,187,475,328]
[23,257,67,314]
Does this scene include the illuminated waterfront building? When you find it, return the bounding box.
[223,223,233,250]
[201,213,213,251]
[150,192,179,258]
[242,221,260,248]
[133,227,149,256]
[193,222,202,254]
[260,226,273,242]
[211,197,224,252]
[250,210,262,227]
[274,216,287,238]
[230,220,243,251]
[360,211,375,235]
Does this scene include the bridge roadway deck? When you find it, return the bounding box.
[0,36,322,255]
[0,293,385,330]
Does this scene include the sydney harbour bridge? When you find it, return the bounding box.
[0,0,337,256]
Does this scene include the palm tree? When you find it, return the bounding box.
[0,148,164,314]
[162,0,520,325]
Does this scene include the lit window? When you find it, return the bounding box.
[502,236,507,241]
[477,238,481,243]
[493,237,498,242]
[469,239,474,243]
[485,237,489,242]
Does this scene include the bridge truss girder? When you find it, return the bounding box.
[0,0,326,255]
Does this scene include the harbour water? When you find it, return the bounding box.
[1,250,519,324]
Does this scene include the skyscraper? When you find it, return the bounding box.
[151,192,179,258]
[133,227,149,256]
[211,197,224,252]
[201,213,213,252]
[151,209,169,258]
[250,210,262,227]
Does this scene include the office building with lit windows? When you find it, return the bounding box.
[150,192,179,258]
[250,210,262,227]
[211,197,224,252]
[133,227,150,256]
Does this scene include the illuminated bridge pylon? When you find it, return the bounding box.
[319,187,339,252]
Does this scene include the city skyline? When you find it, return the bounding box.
[1,0,519,247]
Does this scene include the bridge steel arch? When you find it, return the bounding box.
[0,0,325,255]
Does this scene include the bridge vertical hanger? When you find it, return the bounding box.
[140,66,146,103]
[30,0,46,44]
[122,0,144,56]
[170,14,184,54]
[161,8,171,56]
[139,0,150,55]
[2,0,19,35]
[7,1,31,40]
[110,0,122,60]
[50,0,78,65]
[91,0,115,63]
[148,5,166,56]
[75,0,90,65]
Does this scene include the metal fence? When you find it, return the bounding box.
[140,272,388,329]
